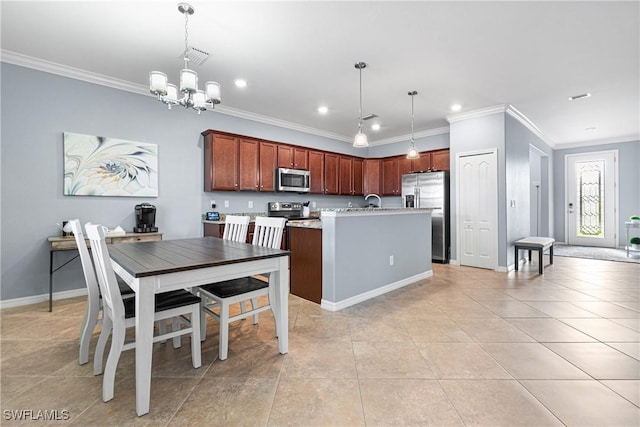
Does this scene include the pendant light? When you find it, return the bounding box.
[406,90,419,159]
[353,62,369,147]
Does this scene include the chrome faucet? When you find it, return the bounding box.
[364,193,382,208]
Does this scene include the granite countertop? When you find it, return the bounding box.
[286,219,323,229]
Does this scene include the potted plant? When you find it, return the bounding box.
[630,236,640,250]
[630,215,640,223]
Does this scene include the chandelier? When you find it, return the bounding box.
[353,62,369,147]
[406,90,419,159]
[149,3,221,114]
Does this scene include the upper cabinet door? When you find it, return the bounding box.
[324,153,339,195]
[398,156,413,177]
[364,159,381,195]
[413,152,431,172]
[339,156,353,195]
[238,138,259,191]
[381,157,399,195]
[259,141,277,192]
[308,150,325,194]
[204,132,238,191]
[277,145,294,168]
[294,148,308,169]
[431,149,450,171]
[352,158,364,196]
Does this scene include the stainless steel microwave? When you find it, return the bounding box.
[276,168,310,193]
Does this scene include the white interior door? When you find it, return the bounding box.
[457,150,497,269]
[566,151,617,248]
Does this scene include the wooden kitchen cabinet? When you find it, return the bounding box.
[277,145,308,169]
[259,141,277,191]
[413,152,431,172]
[203,131,239,191]
[238,138,259,191]
[288,226,322,304]
[324,153,339,195]
[398,156,413,177]
[308,150,325,194]
[381,157,400,196]
[339,156,364,196]
[431,149,450,171]
[364,159,381,195]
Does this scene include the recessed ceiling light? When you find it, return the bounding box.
[317,106,328,114]
[451,104,462,112]
[371,123,381,131]
[234,79,247,88]
[585,127,597,132]
[568,92,591,101]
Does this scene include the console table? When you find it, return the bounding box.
[625,221,640,258]
[47,232,162,311]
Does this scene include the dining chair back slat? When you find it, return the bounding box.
[222,215,250,243]
[252,217,287,249]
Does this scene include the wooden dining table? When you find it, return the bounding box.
[108,236,290,416]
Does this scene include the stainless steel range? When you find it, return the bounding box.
[267,202,305,219]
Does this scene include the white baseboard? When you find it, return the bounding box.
[449,259,460,266]
[320,270,433,312]
[0,288,87,310]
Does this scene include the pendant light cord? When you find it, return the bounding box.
[358,65,363,131]
[183,9,190,68]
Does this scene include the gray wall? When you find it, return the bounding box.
[0,63,399,302]
[505,114,554,267]
[448,112,506,266]
[553,140,640,246]
[321,212,431,305]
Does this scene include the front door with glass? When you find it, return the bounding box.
[566,151,617,248]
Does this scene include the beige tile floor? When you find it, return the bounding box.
[1,256,639,426]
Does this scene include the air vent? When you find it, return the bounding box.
[568,92,591,101]
[179,46,210,66]
[361,113,378,121]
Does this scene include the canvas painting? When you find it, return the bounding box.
[63,132,158,197]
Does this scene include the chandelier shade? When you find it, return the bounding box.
[149,3,221,114]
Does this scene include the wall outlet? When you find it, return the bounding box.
[248,201,253,208]
[389,255,394,266]
[210,200,216,209]
[312,201,316,208]
[224,200,229,208]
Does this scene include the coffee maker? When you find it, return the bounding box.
[134,203,158,233]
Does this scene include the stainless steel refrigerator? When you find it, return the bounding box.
[401,171,450,263]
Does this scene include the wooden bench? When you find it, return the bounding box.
[514,237,555,274]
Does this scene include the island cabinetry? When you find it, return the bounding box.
[259,141,277,191]
[324,153,339,195]
[308,150,325,194]
[288,226,322,304]
[203,131,239,191]
[431,149,450,171]
[364,159,381,195]
[278,145,308,169]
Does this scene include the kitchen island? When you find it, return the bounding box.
[288,208,433,311]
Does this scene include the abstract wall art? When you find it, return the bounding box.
[63,132,158,197]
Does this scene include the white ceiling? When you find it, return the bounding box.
[2,1,638,147]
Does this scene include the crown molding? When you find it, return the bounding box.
[368,126,450,146]
[505,104,555,149]
[446,104,507,123]
[213,105,351,142]
[2,50,353,142]
[553,135,639,150]
[1,50,148,96]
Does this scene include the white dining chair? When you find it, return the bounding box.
[68,219,135,365]
[198,216,286,360]
[85,223,202,403]
[222,215,250,242]
[200,215,251,338]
